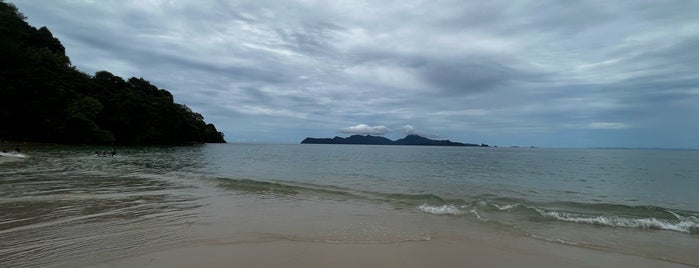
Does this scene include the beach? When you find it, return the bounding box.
[1,144,697,267]
[0,156,22,164]
[94,234,689,268]
[92,176,696,268]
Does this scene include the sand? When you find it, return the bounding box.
[86,184,696,268]
[91,233,690,268]
[4,143,694,268]
[0,155,24,164]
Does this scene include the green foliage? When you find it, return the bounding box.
[0,1,225,144]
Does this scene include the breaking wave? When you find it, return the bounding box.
[417,204,463,215]
[215,177,699,235]
[534,209,699,234]
[417,198,699,234]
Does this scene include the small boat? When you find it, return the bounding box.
[0,152,27,158]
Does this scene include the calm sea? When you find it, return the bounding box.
[1,144,698,267]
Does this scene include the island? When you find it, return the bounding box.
[301,134,489,147]
[0,2,225,145]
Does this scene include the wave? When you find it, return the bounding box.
[416,198,699,235]
[215,177,456,206]
[381,193,446,205]
[534,208,699,234]
[215,178,361,200]
[214,177,699,235]
[216,178,302,195]
[417,204,463,215]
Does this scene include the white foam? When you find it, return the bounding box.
[492,203,520,210]
[535,209,699,233]
[0,152,27,158]
[528,234,579,246]
[417,204,463,215]
[470,208,488,221]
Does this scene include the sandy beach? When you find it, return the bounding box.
[3,145,697,268]
[0,156,22,164]
[4,0,699,266]
[92,232,691,268]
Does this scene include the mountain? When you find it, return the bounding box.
[394,135,480,146]
[301,135,393,145]
[301,134,487,147]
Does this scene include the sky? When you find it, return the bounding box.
[12,0,699,148]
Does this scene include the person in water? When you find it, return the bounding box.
[111,149,116,156]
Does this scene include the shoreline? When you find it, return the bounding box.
[91,233,691,268]
[4,145,698,268]
[0,139,59,149]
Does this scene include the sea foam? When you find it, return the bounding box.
[535,209,699,234]
[417,204,463,215]
[492,203,520,210]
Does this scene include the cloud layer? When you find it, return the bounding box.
[341,124,389,135]
[14,0,699,147]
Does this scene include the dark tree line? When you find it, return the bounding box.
[0,1,225,144]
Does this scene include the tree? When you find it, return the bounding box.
[0,1,226,144]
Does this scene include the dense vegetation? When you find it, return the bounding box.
[0,1,225,144]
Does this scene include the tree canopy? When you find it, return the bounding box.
[0,1,225,144]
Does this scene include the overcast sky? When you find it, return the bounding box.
[13,0,699,148]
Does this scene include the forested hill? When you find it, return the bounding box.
[0,1,226,144]
[301,134,488,147]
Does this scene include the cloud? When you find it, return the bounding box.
[586,122,631,130]
[13,0,699,147]
[397,125,439,138]
[400,125,416,135]
[340,124,389,135]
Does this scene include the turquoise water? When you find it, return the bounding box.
[1,144,698,266]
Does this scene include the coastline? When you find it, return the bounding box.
[0,139,58,149]
[92,232,690,268]
[3,144,698,268]
[0,156,21,164]
[0,140,53,163]
[87,184,696,268]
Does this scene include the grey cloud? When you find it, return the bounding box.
[416,58,543,94]
[400,125,416,135]
[274,21,345,56]
[68,31,299,85]
[436,1,615,36]
[347,47,549,95]
[13,0,699,147]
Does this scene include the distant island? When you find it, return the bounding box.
[301,134,489,147]
[0,2,225,145]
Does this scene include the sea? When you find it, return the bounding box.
[1,144,698,267]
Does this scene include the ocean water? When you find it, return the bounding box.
[1,144,698,267]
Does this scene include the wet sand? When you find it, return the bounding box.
[89,185,697,268]
[4,144,696,268]
[0,155,25,164]
[92,233,690,268]
[0,157,19,164]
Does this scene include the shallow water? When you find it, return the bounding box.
[1,144,698,267]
